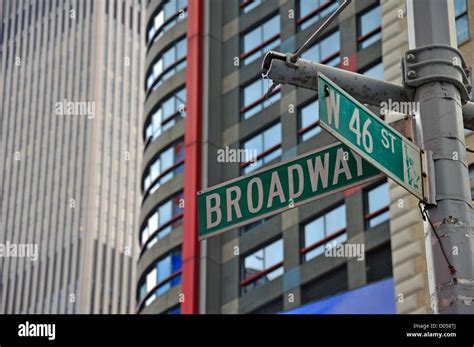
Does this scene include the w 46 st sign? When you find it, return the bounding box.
[318,73,431,202]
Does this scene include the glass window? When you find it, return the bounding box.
[302,205,347,262]
[140,192,184,250]
[147,37,187,92]
[147,268,157,290]
[301,30,340,67]
[366,181,390,228]
[358,5,381,49]
[241,239,284,294]
[242,123,282,174]
[138,249,182,308]
[147,0,188,44]
[241,78,281,119]
[241,14,281,65]
[298,0,338,31]
[145,88,186,143]
[148,213,158,235]
[241,217,271,233]
[143,140,185,194]
[299,99,321,142]
[362,61,384,80]
[455,0,469,45]
[240,0,263,13]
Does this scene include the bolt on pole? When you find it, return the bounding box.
[407,0,474,313]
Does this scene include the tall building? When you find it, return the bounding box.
[0,0,145,313]
[140,0,395,314]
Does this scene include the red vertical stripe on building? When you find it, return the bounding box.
[182,0,203,314]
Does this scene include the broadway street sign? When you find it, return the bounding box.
[318,73,427,201]
[198,142,381,240]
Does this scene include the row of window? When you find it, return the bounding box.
[301,30,340,67]
[142,3,188,279]
[144,1,382,96]
[143,4,381,137]
[297,0,339,31]
[145,87,186,145]
[241,181,390,294]
[143,140,185,196]
[147,0,188,44]
[140,191,184,252]
[241,78,281,120]
[144,0,469,140]
[240,24,381,120]
[138,248,182,309]
[241,14,281,66]
[241,122,282,174]
[240,0,265,14]
[240,3,381,69]
[144,0,468,111]
[239,0,468,46]
[146,37,187,92]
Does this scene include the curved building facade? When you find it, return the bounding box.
[138,0,200,314]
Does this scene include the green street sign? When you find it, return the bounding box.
[198,142,381,240]
[318,73,426,201]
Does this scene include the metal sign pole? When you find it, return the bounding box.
[407,0,474,313]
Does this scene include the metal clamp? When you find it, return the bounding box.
[402,44,472,104]
[421,149,436,206]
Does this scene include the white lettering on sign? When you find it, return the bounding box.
[326,89,340,129]
[267,171,286,208]
[349,109,373,153]
[206,193,222,229]
[381,128,397,153]
[288,164,304,200]
[333,148,352,185]
[226,186,242,222]
[307,153,329,191]
[248,177,264,213]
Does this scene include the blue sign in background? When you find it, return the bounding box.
[284,278,396,314]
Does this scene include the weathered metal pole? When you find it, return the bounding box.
[407,0,474,313]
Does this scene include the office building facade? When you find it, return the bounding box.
[0,0,145,313]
